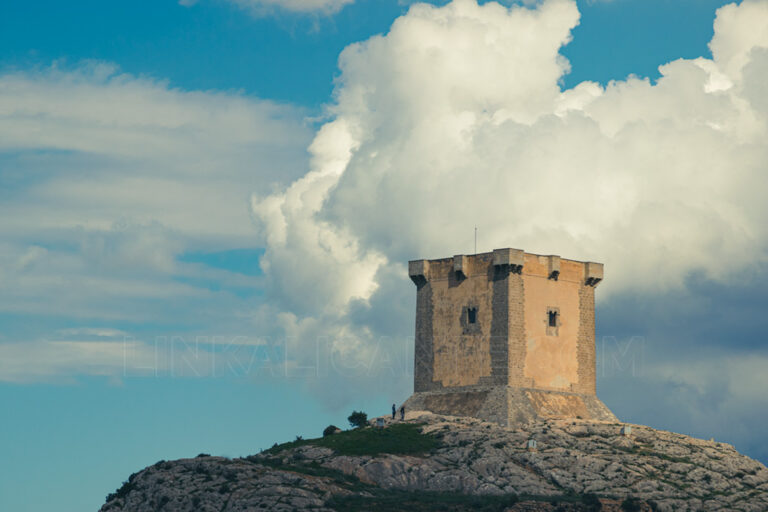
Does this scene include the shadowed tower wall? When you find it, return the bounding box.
[404,248,615,424]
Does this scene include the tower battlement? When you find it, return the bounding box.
[409,250,603,286]
[403,248,616,425]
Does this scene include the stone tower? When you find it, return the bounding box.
[402,248,616,425]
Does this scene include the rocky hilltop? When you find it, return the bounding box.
[101,412,768,511]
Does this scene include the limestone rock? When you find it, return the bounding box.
[101,413,768,511]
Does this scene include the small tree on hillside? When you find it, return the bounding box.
[348,410,368,429]
[323,425,340,437]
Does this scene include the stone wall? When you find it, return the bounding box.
[402,385,617,425]
[577,285,597,395]
[504,267,526,387]
[413,279,435,392]
[521,255,582,392]
[430,255,494,388]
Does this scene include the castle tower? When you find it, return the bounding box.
[402,248,617,425]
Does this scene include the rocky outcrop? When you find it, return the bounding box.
[101,412,768,511]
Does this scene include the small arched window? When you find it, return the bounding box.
[548,310,558,327]
[546,307,560,336]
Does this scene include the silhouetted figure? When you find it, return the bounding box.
[400,405,405,421]
[392,404,396,419]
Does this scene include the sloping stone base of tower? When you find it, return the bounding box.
[401,386,617,426]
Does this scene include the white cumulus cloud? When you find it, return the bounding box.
[252,0,768,326]
[247,0,768,413]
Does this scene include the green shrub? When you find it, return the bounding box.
[105,478,136,503]
[621,496,642,512]
[581,493,602,511]
[328,490,518,511]
[348,410,368,429]
[323,425,340,437]
[264,423,440,457]
[318,423,439,456]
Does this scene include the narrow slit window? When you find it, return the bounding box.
[548,310,558,327]
[468,307,477,324]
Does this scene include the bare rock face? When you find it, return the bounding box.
[101,412,768,512]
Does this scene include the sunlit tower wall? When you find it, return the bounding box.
[403,248,616,425]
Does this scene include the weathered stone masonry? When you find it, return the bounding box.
[403,248,616,425]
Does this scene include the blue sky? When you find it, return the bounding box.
[0,0,732,105]
[2,1,768,511]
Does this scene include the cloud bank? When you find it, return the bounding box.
[253,0,768,321]
[250,0,768,427]
[0,62,311,379]
[0,61,309,244]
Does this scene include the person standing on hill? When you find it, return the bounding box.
[391,404,396,419]
[400,405,405,421]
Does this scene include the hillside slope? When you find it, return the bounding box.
[101,412,768,511]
